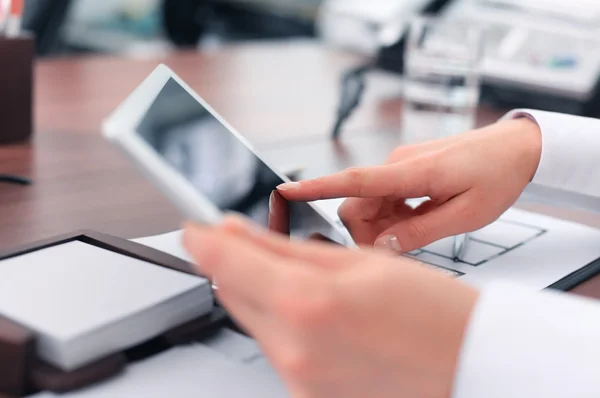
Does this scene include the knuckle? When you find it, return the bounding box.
[457,201,474,218]
[307,179,327,199]
[270,282,296,315]
[277,346,314,382]
[343,167,368,195]
[300,290,337,329]
[196,242,223,270]
[426,148,445,171]
[344,167,366,181]
[267,272,296,312]
[419,156,441,190]
[391,173,411,198]
[271,292,295,320]
[274,281,337,331]
[460,194,486,227]
[427,166,458,200]
[337,200,354,221]
[406,218,433,247]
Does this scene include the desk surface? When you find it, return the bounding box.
[1,41,599,298]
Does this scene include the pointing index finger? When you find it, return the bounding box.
[277,163,431,201]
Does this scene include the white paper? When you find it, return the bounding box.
[308,200,600,289]
[135,204,600,291]
[199,328,285,389]
[0,241,211,370]
[30,344,287,398]
[132,230,191,261]
[406,208,600,289]
[201,329,264,364]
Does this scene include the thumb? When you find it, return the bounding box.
[373,195,473,253]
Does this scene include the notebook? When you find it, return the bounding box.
[0,240,213,371]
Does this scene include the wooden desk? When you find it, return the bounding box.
[2,42,371,247]
[1,41,599,298]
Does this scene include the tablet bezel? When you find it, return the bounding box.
[102,65,222,225]
[101,64,346,238]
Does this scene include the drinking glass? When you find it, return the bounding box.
[402,17,484,140]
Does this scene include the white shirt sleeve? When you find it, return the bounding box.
[452,110,600,397]
[503,109,600,213]
[453,282,600,398]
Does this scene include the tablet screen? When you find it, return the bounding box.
[135,78,346,244]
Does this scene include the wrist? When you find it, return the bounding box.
[425,281,480,398]
[410,269,480,398]
[445,283,479,396]
[516,116,542,181]
[497,117,543,182]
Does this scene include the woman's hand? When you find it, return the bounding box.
[277,118,542,253]
[183,216,479,398]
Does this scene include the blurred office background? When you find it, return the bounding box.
[23,0,600,118]
[25,0,324,57]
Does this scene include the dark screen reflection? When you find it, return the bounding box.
[136,78,345,244]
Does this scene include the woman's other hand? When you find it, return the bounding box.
[184,217,479,398]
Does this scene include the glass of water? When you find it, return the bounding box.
[402,17,484,141]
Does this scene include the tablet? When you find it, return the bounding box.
[102,64,349,245]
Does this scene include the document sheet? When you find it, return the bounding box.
[134,202,600,290]
[30,330,286,398]
[320,199,600,289]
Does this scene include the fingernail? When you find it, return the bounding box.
[269,191,275,214]
[276,182,301,191]
[374,235,402,253]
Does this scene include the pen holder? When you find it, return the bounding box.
[0,33,34,145]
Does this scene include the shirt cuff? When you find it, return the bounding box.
[452,282,600,398]
[501,109,600,198]
[501,109,562,189]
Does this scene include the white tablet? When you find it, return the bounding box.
[102,64,349,245]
